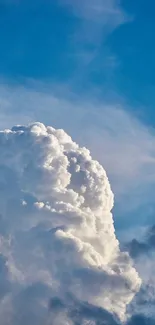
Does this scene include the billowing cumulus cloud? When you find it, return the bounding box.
[0,122,141,324]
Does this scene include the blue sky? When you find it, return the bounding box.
[0,0,155,232]
[1,0,155,123]
[1,2,155,323]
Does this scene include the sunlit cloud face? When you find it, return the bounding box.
[0,122,141,324]
[0,83,155,225]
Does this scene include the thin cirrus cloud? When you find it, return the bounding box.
[60,0,126,26]
[59,0,127,49]
[0,83,155,226]
[58,0,128,79]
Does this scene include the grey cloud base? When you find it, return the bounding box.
[125,225,155,321]
[0,122,141,324]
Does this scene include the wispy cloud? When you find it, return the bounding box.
[59,0,128,84]
[0,82,155,227]
[60,0,126,27]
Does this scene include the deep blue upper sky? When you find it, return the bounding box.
[0,0,155,124]
[0,1,77,79]
[109,0,155,122]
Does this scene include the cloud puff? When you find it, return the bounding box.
[126,225,155,259]
[124,225,155,321]
[1,83,155,224]
[0,122,141,324]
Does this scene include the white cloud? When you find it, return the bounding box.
[0,83,155,224]
[80,107,155,215]
[0,122,141,324]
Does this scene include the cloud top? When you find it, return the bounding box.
[0,122,141,324]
